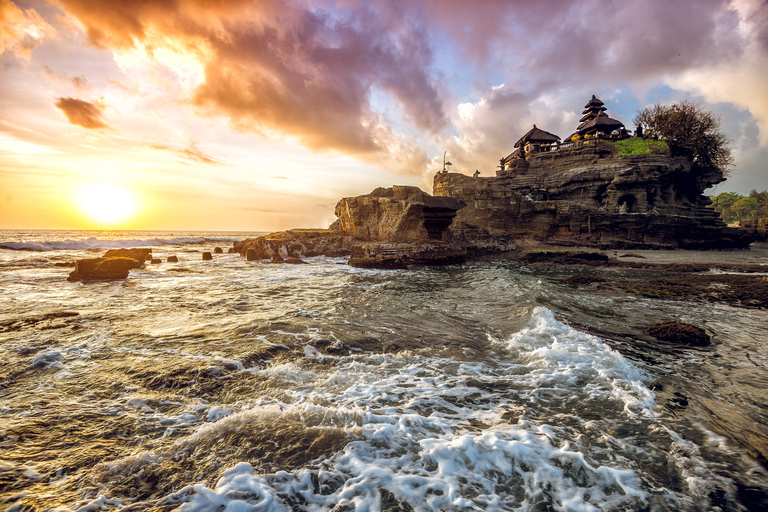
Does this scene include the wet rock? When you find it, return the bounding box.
[54,261,75,267]
[67,257,141,282]
[564,274,607,286]
[103,248,152,262]
[202,252,213,260]
[150,258,161,264]
[646,321,711,346]
[349,257,407,269]
[283,258,308,264]
[227,247,235,253]
[167,255,179,263]
[214,247,223,254]
[246,248,258,261]
[270,253,284,263]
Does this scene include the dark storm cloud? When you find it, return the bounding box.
[54,97,108,129]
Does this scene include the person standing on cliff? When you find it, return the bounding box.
[473,170,480,178]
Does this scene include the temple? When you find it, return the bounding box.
[432,95,752,250]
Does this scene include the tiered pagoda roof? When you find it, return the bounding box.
[514,125,560,148]
[565,95,626,141]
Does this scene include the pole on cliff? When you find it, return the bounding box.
[442,151,452,173]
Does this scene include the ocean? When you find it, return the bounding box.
[1,230,767,511]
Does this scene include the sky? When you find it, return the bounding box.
[1,0,766,231]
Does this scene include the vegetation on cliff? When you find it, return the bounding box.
[634,100,733,177]
[610,137,669,156]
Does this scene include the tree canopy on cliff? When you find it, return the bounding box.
[634,101,733,177]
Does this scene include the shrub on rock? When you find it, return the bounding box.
[646,321,710,346]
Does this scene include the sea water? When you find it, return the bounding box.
[1,230,767,511]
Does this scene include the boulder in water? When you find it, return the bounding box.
[103,248,152,262]
[167,255,179,263]
[67,257,141,282]
[646,321,710,346]
[202,252,213,260]
[214,247,223,254]
[150,258,162,264]
[246,248,258,261]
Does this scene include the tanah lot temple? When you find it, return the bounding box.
[431,95,751,249]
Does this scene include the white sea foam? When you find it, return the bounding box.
[172,310,657,511]
[0,236,240,252]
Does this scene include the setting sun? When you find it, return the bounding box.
[77,184,137,226]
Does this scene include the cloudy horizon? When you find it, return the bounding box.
[1,0,766,230]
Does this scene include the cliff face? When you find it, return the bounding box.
[434,140,752,250]
[332,185,466,243]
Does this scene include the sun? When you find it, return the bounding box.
[77,184,137,226]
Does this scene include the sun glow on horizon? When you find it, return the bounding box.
[77,184,138,227]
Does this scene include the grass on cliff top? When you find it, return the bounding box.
[611,137,669,156]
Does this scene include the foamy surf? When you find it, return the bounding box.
[119,309,664,511]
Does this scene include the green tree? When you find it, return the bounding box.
[733,197,759,218]
[634,101,734,179]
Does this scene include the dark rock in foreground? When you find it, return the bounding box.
[647,321,711,346]
[68,257,141,282]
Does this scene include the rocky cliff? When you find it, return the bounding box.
[234,186,515,265]
[434,140,753,250]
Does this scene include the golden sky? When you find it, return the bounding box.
[1,0,767,230]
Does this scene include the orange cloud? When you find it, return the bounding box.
[54,97,109,129]
[0,0,53,57]
[51,0,446,168]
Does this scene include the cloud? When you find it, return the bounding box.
[54,97,109,129]
[51,0,447,170]
[44,0,768,179]
[0,0,54,58]
[149,142,221,165]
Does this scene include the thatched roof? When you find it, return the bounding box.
[514,124,560,148]
[577,112,625,134]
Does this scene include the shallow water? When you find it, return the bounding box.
[1,230,767,511]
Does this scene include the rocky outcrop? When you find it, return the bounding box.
[232,187,515,266]
[332,185,466,243]
[434,140,753,250]
[68,257,142,282]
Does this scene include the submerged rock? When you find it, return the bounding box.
[646,321,711,346]
[67,257,141,282]
[348,257,407,270]
[150,258,161,264]
[167,256,179,263]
